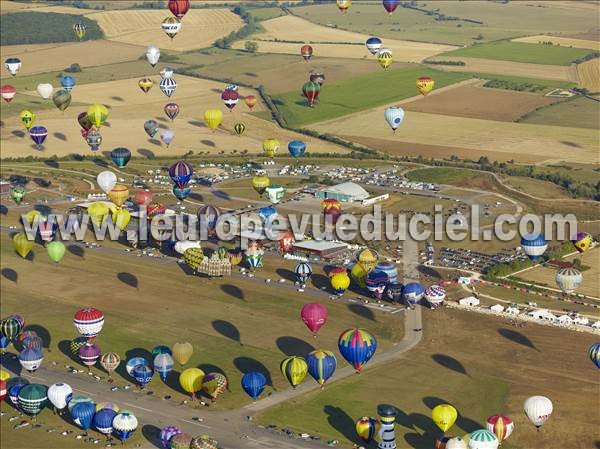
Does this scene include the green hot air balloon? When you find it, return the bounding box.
[52,89,72,112]
[1,316,22,341]
[10,186,26,205]
[18,384,48,417]
[47,241,66,263]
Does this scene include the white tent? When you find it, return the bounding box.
[459,296,480,306]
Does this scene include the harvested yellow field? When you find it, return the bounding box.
[311,109,597,164]
[512,35,600,50]
[232,15,456,63]
[426,57,578,82]
[0,0,44,13]
[0,75,348,158]
[0,40,144,76]
[90,9,243,52]
[577,58,600,92]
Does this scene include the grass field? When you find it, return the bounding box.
[518,96,600,129]
[576,58,600,92]
[443,41,594,66]
[271,66,470,127]
[465,73,577,90]
[500,176,571,199]
[512,35,600,51]
[258,307,600,449]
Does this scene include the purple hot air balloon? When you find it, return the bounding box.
[78,343,101,370]
[160,425,182,449]
[29,126,48,149]
[383,0,400,14]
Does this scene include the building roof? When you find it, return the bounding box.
[76,201,116,209]
[320,182,369,200]
[293,240,348,252]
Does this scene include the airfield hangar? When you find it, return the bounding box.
[314,182,370,203]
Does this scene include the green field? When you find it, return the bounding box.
[443,41,594,66]
[248,6,286,21]
[468,73,577,91]
[518,96,600,129]
[0,12,103,45]
[271,66,470,127]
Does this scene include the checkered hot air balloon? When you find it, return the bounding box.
[202,372,228,401]
[221,89,239,111]
[73,308,105,341]
[572,232,593,253]
[338,328,377,372]
[159,77,177,98]
[168,161,193,188]
[190,434,218,449]
[70,337,87,356]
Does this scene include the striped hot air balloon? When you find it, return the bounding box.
[73,23,87,40]
[93,408,117,436]
[374,261,398,284]
[468,429,499,449]
[78,343,101,369]
[306,349,336,387]
[168,161,193,188]
[424,284,446,309]
[403,282,424,309]
[73,308,104,341]
[520,234,548,261]
[29,126,48,148]
[233,122,245,136]
[100,352,120,379]
[338,328,377,372]
[169,0,190,19]
[244,95,257,110]
[555,267,583,294]
[295,262,313,284]
[162,16,182,39]
[18,384,47,417]
[302,81,320,107]
[154,353,174,381]
[280,356,307,388]
[486,415,514,444]
[160,77,177,98]
[589,342,600,369]
[198,205,221,232]
[19,348,44,372]
[164,102,180,121]
[113,412,138,442]
[366,269,390,299]
[110,147,131,168]
[355,416,379,443]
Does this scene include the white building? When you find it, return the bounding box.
[458,296,480,306]
[315,182,370,202]
[556,315,574,326]
[573,316,589,326]
[490,304,505,313]
[527,309,556,322]
[592,321,600,329]
[506,306,520,315]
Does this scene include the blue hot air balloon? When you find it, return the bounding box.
[365,36,382,55]
[29,126,48,149]
[0,333,9,351]
[110,147,131,168]
[402,282,424,308]
[151,345,172,357]
[60,76,76,92]
[8,379,29,410]
[374,261,398,284]
[306,350,337,387]
[125,357,148,376]
[93,408,117,436]
[520,233,548,261]
[71,401,96,433]
[366,269,390,299]
[589,342,600,369]
[258,206,277,222]
[241,372,266,401]
[153,353,174,382]
[338,328,377,373]
[168,160,193,188]
[288,140,306,158]
[132,364,154,388]
[172,186,191,201]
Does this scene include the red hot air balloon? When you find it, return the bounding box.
[168,0,190,19]
[383,0,400,14]
[73,308,105,341]
[301,303,328,337]
[300,45,313,62]
[278,230,295,252]
[322,198,342,226]
[1,85,16,103]
[302,81,320,107]
[134,190,153,207]
[221,89,239,111]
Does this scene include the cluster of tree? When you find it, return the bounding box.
[573,52,599,64]
[1,12,103,45]
[45,0,105,9]
[485,258,534,279]
[400,1,483,24]
[214,6,258,49]
[483,79,546,92]
[64,63,82,73]
[424,60,466,66]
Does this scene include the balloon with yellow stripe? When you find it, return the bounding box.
[87,104,109,128]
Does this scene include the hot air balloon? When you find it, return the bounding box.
[486,415,514,444]
[432,404,458,433]
[132,364,154,388]
[403,282,424,308]
[47,241,66,263]
[232,122,246,136]
[29,126,48,149]
[88,202,109,227]
[241,372,266,401]
[555,267,583,294]
[125,357,148,377]
[288,140,306,158]
[331,272,350,295]
[71,401,96,434]
[520,234,547,261]
[263,138,279,158]
[135,190,153,207]
[160,66,174,79]
[20,110,35,129]
[198,205,221,232]
[306,349,336,387]
[173,342,193,366]
[160,426,182,449]
[301,44,313,61]
[37,83,53,99]
[277,230,294,252]
[524,396,553,430]
[0,85,16,103]
[79,343,101,370]
[77,111,93,132]
[100,352,120,380]
[383,0,400,14]
[302,81,320,107]
[21,335,43,352]
[112,208,131,231]
[85,129,102,152]
[299,301,329,339]
[169,161,193,188]
[572,232,593,253]
[4,57,21,76]
[384,106,404,133]
[202,372,228,401]
[169,0,190,19]
[468,429,499,449]
[70,337,87,357]
[18,384,47,417]
[366,37,382,55]
[336,0,351,13]
[73,22,87,40]
[244,95,257,110]
[179,368,204,399]
[203,109,223,130]
[147,202,166,218]
[146,45,161,67]
[162,16,182,39]
[252,176,270,196]
[265,184,285,204]
[225,83,238,92]
[172,186,190,201]
[221,89,239,111]
[416,76,435,95]
[0,335,10,353]
[295,262,314,285]
[87,104,109,129]
[589,343,600,369]
[258,205,277,223]
[48,383,72,413]
[445,437,467,449]
[110,147,131,168]
[113,412,138,442]
[13,232,33,259]
[139,78,154,93]
[378,48,393,69]
[374,261,398,284]
[366,269,390,299]
[154,353,174,382]
[19,348,43,372]
[152,345,172,358]
[93,408,117,437]
[322,198,342,226]
[60,75,76,92]
[8,378,29,410]
[74,308,104,341]
[164,102,180,121]
[170,433,193,449]
[10,186,25,205]
[338,328,377,372]
[425,285,446,309]
[280,356,307,388]
[97,171,117,194]
[227,248,243,266]
[309,72,326,85]
[245,248,263,272]
[160,77,177,98]
[350,262,368,289]
[107,184,129,208]
[356,417,380,443]
[143,120,159,139]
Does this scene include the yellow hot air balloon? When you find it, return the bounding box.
[357,248,379,272]
[13,232,34,259]
[88,202,109,227]
[20,110,36,129]
[262,138,280,158]
[111,208,131,230]
[252,176,270,196]
[179,367,205,399]
[378,48,393,70]
[416,76,435,96]
[173,342,193,366]
[26,210,42,225]
[280,356,307,388]
[351,263,367,289]
[107,184,129,208]
[203,109,223,131]
[432,404,458,433]
[331,272,350,295]
[138,78,154,94]
[0,369,10,381]
[183,248,204,270]
[87,103,109,128]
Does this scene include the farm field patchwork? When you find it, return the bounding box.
[576,58,600,92]
[512,35,600,50]
[518,96,600,129]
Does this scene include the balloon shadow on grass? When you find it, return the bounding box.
[12,130,25,138]
[117,272,138,289]
[212,190,230,201]
[498,328,537,350]
[276,268,296,283]
[323,405,361,446]
[417,265,441,279]
[188,192,203,202]
[431,354,468,376]
[311,273,330,291]
[43,159,59,168]
[201,139,215,147]
[53,132,67,142]
[233,356,273,387]
[92,158,109,168]
[141,424,162,449]
[188,120,206,128]
[403,412,438,449]
[276,336,314,358]
[212,320,241,345]
[391,405,414,432]
[221,284,245,301]
[164,369,188,396]
[197,363,226,377]
[137,149,155,159]
[148,138,161,146]
[67,244,85,258]
[347,303,375,322]
[0,205,7,215]
[69,153,84,161]
[33,178,51,188]
[1,268,17,283]
[31,144,44,151]
[24,324,51,352]
[0,351,22,376]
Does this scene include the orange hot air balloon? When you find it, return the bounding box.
[416,76,435,95]
[301,45,313,62]
[244,95,257,110]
